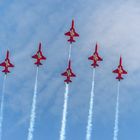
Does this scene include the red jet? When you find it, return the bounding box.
[32,43,46,66]
[88,43,103,68]
[61,60,76,84]
[0,51,14,74]
[65,20,79,43]
[113,57,127,81]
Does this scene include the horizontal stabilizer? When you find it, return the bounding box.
[91,63,99,68]
[35,62,42,66]
[2,69,10,73]
[116,76,123,81]
[64,79,72,84]
[68,38,75,43]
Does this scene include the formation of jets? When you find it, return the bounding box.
[61,19,79,83]
[63,20,127,83]
[0,20,127,81]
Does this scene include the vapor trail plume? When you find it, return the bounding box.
[59,84,69,140]
[59,42,71,140]
[68,44,72,62]
[86,69,96,140]
[27,67,39,140]
[113,82,120,140]
[0,75,6,140]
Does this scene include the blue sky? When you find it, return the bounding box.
[0,0,140,140]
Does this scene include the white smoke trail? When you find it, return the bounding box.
[0,75,6,140]
[59,84,69,140]
[113,81,120,140]
[86,69,96,140]
[27,67,39,140]
[68,44,72,62]
[59,43,71,140]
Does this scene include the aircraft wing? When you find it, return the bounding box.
[65,31,70,36]
[98,56,103,61]
[41,55,46,60]
[122,69,127,74]
[88,56,93,60]
[39,51,46,60]
[74,32,79,37]
[113,69,119,73]
[0,62,6,66]
[32,54,38,59]
[61,71,67,76]
[9,63,14,67]
[71,72,76,77]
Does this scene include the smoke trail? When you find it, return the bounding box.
[59,84,69,140]
[59,43,71,140]
[27,67,39,140]
[0,75,6,140]
[113,82,120,140]
[86,69,96,140]
[68,44,72,61]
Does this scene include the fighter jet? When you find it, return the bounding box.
[65,20,79,43]
[61,60,76,84]
[113,56,127,81]
[88,43,103,68]
[0,51,14,74]
[32,43,46,66]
